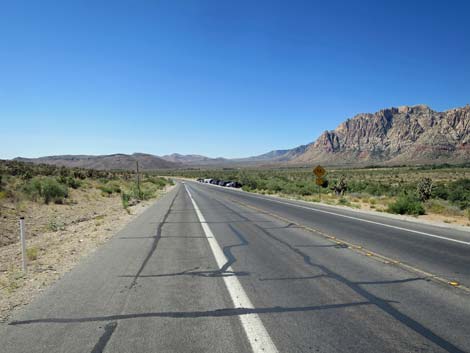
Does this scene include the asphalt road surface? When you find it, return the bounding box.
[1,181,469,353]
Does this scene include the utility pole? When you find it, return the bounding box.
[136,160,141,199]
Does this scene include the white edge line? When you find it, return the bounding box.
[184,184,279,353]
[192,181,470,246]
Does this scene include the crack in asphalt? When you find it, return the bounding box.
[128,188,180,289]
[199,187,465,353]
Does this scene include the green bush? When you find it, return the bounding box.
[42,178,68,204]
[48,218,65,231]
[425,199,462,217]
[26,247,39,261]
[447,179,470,209]
[99,185,114,196]
[131,183,157,200]
[23,177,68,204]
[146,177,168,188]
[432,179,470,209]
[65,177,82,189]
[387,194,425,215]
[98,181,121,196]
[121,192,130,209]
[22,178,43,201]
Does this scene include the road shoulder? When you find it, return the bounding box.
[0,185,175,322]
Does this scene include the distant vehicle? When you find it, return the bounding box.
[226,181,242,188]
[210,179,219,185]
[196,178,204,182]
[204,178,213,183]
[218,180,227,186]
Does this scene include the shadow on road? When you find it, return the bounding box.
[213,194,465,353]
[10,301,373,325]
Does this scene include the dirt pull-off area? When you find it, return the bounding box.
[0,184,174,322]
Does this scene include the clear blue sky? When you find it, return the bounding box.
[1,0,469,159]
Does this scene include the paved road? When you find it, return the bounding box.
[1,181,469,352]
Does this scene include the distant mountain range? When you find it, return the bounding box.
[13,104,470,169]
[15,153,179,170]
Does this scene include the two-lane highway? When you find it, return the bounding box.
[189,180,470,288]
[1,181,469,352]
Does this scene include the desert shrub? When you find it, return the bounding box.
[48,218,65,231]
[23,177,68,204]
[21,170,33,180]
[65,177,82,189]
[447,179,470,209]
[432,183,449,200]
[425,199,446,214]
[26,247,38,261]
[425,199,462,217]
[58,175,82,189]
[121,192,130,209]
[98,181,121,196]
[22,178,43,201]
[432,179,470,209]
[131,182,159,200]
[42,178,68,204]
[98,185,114,196]
[387,194,425,215]
[73,170,87,180]
[146,177,168,188]
[109,182,121,193]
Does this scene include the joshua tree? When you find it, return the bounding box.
[417,177,433,202]
[331,175,348,196]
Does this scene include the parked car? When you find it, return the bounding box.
[196,178,204,182]
[226,181,242,188]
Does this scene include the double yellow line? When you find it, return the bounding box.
[231,198,468,293]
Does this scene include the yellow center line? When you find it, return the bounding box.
[230,198,469,293]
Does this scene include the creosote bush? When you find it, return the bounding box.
[26,247,39,261]
[41,178,69,204]
[387,194,425,215]
[23,177,68,204]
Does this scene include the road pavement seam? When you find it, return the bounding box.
[230,198,470,294]
[184,184,279,353]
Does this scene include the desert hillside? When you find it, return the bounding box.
[15,153,180,170]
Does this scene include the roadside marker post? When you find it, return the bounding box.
[19,217,27,273]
